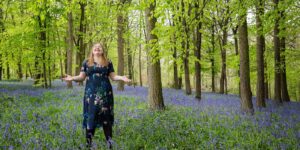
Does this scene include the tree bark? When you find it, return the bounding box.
[218,2,229,94]
[211,18,216,92]
[6,52,10,80]
[0,6,4,80]
[182,0,191,95]
[256,0,266,107]
[238,9,254,114]
[273,0,282,104]
[67,0,74,88]
[127,28,133,86]
[171,15,179,89]
[139,17,143,86]
[279,7,290,102]
[145,0,165,110]
[194,1,203,99]
[76,2,86,86]
[264,47,269,99]
[220,26,228,94]
[117,0,126,91]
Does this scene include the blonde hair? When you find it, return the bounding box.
[87,43,108,66]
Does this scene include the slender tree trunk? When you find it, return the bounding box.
[17,50,23,80]
[232,26,240,96]
[25,65,28,79]
[171,15,179,89]
[64,36,68,76]
[5,52,10,80]
[117,0,126,91]
[273,0,282,104]
[280,37,290,101]
[264,44,269,99]
[38,15,47,88]
[57,30,64,81]
[280,8,290,102]
[145,0,165,110]
[127,31,133,86]
[238,8,254,114]
[211,18,216,92]
[67,0,74,88]
[0,6,4,80]
[139,28,143,87]
[138,9,143,87]
[173,46,179,89]
[182,0,191,95]
[220,28,228,94]
[256,0,266,107]
[47,37,52,88]
[194,1,203,99]
[34,56,41,84]
[76,2,86,86]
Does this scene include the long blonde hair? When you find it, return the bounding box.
[87,43,108,66]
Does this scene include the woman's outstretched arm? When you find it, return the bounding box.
[63,72,86,82]
[109,72,131,83]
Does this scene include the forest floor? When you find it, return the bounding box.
[1,80,300,149]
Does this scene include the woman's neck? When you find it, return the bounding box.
[94,56,102,62]
[94,56,106,65]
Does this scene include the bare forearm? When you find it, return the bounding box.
[72,75,85,82]
[111,75,125,81]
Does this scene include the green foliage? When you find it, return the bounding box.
[0,0,300,99]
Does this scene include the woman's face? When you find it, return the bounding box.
[93,44,103,56]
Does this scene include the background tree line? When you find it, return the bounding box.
[0,0,299,112]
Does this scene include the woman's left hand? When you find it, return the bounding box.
[122,76,132,83]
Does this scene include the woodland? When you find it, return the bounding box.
[0,0,300,149]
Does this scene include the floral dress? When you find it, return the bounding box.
[81,60,115,129]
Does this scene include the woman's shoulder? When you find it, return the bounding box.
[107,59,113,64]
[82,59,89,66]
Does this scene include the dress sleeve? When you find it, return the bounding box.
[108,60,115,74]
[80,60,87,74]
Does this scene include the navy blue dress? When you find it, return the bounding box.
[81,60,115,129]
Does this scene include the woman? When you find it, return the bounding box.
[63,43,131,148]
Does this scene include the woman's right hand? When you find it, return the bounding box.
[62,74,73,82]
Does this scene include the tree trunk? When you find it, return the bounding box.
[279,7,290,102]
[75,2,86,86]
[38,16,47,88]
[47,37,52,88]
[117,0,126,91]
[67,0,74,88]
[17,56,22,80]
[0,6,4,80]
[139,9,143,87]
[194,1,203,99]
[171,15,179,89]
[173,46,179,89]
[139,28,143,87]
[127,32,133,86]
[182,0,191,95]
[211,18,216,92]
[280,37,290,102]
[238,9,254,114]
[57,30,64,81]
[232,26,240,96]
[145,0,165,110]
[256,0,266,107]
[273,0,282,104]
[220,28,228,94]
[5,52,10,80]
